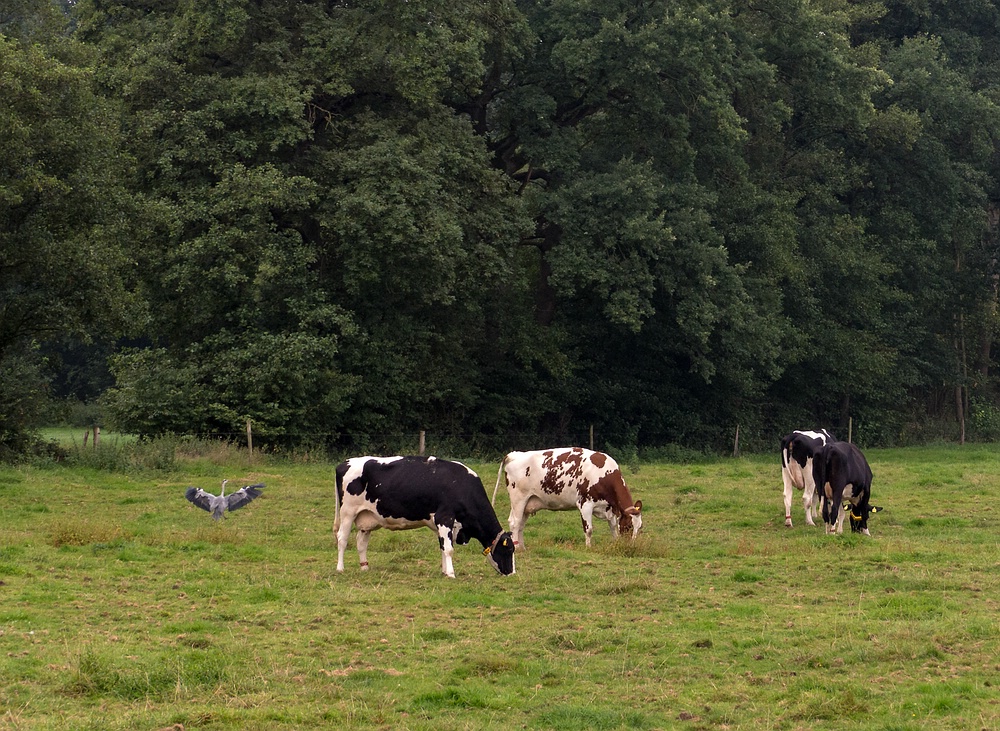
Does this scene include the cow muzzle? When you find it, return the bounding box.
[484,531,516,575]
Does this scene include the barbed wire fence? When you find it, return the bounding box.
[73,419,761,462]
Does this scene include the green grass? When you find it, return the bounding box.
[39,427,137,448]
[1,444,1000,729]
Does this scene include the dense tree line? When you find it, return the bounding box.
[3,0,1000,455]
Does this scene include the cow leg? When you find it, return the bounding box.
[808,492,821,524]
[835,489,854,535]
[803,459,820,527]
[579,503,596,547]
[436,521,457,578]
[801,468,818,527]
[507,496,528,550]
[600,504,618,538]
[335,518,353,573]
[781,467,796,527]
[356,529,372,570]
[824,489,844,535]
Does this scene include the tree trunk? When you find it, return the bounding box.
[956,384,966,445]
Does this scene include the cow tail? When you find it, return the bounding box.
[813,445,829,519]
[491,457,507,506]
[334,471,342,532]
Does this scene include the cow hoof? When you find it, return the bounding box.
[784,517,793,527]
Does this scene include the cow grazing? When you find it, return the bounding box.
[492,447,642,548]
[780,429,835,527]
[814,441,874,535]
[334,456,516,578]
[849,504,883,533]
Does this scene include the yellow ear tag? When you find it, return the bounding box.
[483,547,491,555]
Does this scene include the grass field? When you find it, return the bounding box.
[1,443,999,730]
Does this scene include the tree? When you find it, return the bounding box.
[81,0,534,444]
[0,19,136,453]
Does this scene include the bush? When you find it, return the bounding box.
[969,399,1000,442]
[61,400,104,429]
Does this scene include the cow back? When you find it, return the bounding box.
[358,457,506,543]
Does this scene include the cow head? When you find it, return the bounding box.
[849,504,881,534]
[618,500,643,539]
[484,531,516,575]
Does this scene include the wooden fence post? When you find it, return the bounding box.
[418,430,426,456]
[733,424,740,458]
[589,424,594,451]
[246,419,254,461]
[93,426,100,447]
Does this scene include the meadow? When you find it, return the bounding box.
[1,441,999,730]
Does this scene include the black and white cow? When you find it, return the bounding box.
[814,440,874,535]
[780,429,836,527]
[334,456,516,578]
[492,447,642,549]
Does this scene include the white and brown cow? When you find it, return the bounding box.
[335,456,516,578]
[780,429,835,527]
[491,447,642,548]
[814,440,875,535]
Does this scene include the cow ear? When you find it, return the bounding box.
[870,505,882,514]
[634,500,642,512]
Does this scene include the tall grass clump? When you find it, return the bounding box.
[66,646,248,700]
[48,518,126,547]
[67,648,179,699]
[62,437,177,472]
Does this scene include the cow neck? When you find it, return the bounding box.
[603,474,635,513]
[469,512,504,549]
[482,530,506,556]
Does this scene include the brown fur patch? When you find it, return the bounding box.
[540,449,586,495]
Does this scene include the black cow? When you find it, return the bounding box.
[814,441,874,535]
[780,429,836,527]
[334,456,516,577]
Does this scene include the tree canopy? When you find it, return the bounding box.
[4,0,1000,454]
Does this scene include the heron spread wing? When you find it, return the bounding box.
[185,486,215,512]
[224,483,265,512]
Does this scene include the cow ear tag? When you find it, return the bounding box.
[483,547,491,555]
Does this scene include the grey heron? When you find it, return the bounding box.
[185,479,265,520]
